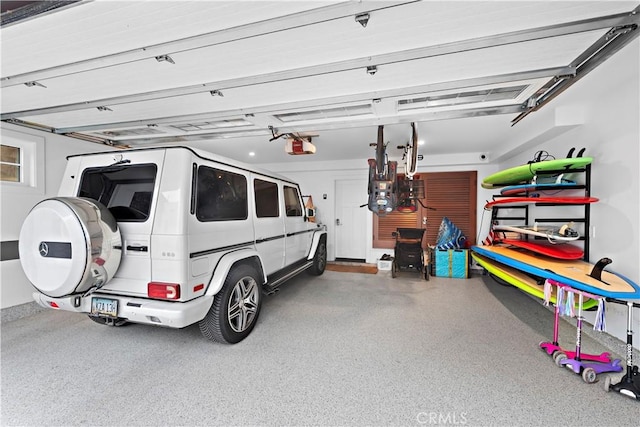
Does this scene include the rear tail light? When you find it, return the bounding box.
[148,282,181,300]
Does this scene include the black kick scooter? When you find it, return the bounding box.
[603,298,640,400]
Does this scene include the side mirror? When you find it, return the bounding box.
[306,207,316,219]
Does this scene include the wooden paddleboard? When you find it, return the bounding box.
[495,238,584,260]
[482,157,593,189]
[484,196,598,210]
[471,251,598,309]
[471,245,640,299]
[493,224,580,242]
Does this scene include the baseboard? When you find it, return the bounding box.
[1,301,46,324]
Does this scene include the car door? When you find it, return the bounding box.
[283,184,311,265]
[252,176,285,275]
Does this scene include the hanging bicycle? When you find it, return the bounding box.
[396,122,434,213]
[366,125,398,216]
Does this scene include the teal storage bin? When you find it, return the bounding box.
[435,249,469,278]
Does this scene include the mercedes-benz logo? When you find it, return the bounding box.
[39,242,49,257]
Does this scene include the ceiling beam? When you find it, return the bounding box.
[0,1,417,88]
[1,9,635,120]
[50,67,571,135]
[512,10,639,125]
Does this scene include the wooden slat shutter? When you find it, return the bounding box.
[424,171,477,247]
[373,171,476,249]
[374,209,420,248]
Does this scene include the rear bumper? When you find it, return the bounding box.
[32,292,214,328]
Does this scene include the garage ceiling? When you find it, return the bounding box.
[1,1,639,164]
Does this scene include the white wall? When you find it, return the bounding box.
[262,157,498,265]
[0,123,114,309]
[492,39,640,348]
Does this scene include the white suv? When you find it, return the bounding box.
[19,146,327,343]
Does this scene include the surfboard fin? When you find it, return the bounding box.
[576,147,586,157]
[589,257,612,283]
[567,147,576,158]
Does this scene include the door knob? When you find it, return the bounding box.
[336,218,341,226]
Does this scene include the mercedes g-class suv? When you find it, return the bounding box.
[19,146,327,343]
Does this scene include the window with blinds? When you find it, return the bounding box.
[373,171,477,249]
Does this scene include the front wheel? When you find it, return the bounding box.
[582,367,597,384]
[199,264,262,344]
[308,238,327,276]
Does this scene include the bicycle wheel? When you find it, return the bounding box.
[407,122,419,177]
[376,125,386,175]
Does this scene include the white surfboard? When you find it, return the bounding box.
[493,223,580,242]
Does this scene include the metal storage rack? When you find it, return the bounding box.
[488,163,592,261]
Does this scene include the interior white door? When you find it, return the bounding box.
[335,179,368,260]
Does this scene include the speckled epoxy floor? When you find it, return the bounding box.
[1,271,637,426]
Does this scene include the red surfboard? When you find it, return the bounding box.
[484,196,598,210]
[495,238,584,260]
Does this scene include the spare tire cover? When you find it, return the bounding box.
[19,197,122,297]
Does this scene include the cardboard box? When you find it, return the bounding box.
[435,249,469,278]
[377,259,393,271]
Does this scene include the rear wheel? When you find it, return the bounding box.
[554,351,567,367]
[199,264,262,344]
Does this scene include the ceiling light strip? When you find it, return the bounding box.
[80,105,525,146]
[1,1,417,88]
[50,67,570,134]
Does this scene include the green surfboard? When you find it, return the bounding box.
[482,157,593,189]
[471,251,598,309]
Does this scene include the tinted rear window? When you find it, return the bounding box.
[78,164,157,222]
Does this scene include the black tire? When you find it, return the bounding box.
[308,238,327,276]
[391,260,397,278]
[199,264,262,344]
[88,315,129,327]
[489,273,513,287]
[367,159,376,193]
[407,122,418,175]
[376,125,385,175]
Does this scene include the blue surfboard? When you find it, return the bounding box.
[471,245,640,299]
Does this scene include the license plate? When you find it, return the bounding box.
[91,297,118,317]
